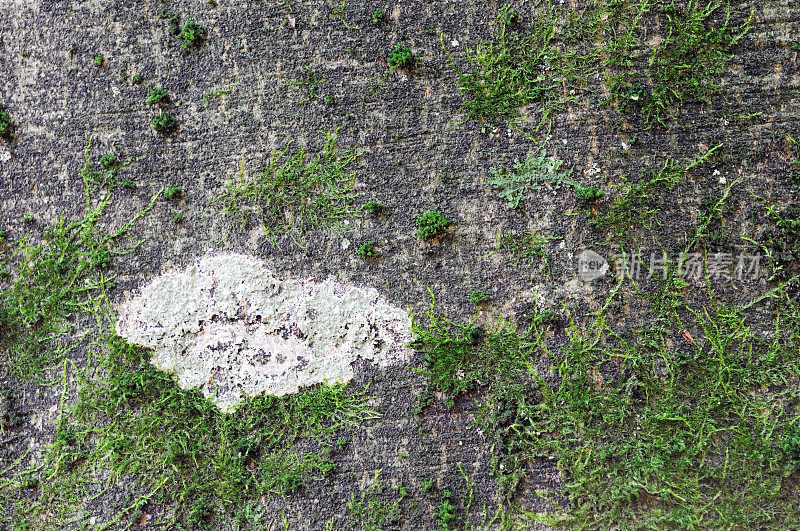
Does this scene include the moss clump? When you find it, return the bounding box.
[151,112,178,133]
[178,20,208,51]
[146,87,169,105]
[163,185,182,201]
[417,211,452,240]
[0,102,13,140]
[469,290,489,307]
[576,185,605,203]
[357,241,380,258]
[214,131,361,246]
[364,201,385,215]
[387,44,416,69]
[40,336,377,527]
[93,54,104,67]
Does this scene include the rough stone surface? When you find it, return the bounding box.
[117,254,413,411]
[0,0,798,528]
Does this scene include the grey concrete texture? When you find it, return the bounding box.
[0,0,799,528]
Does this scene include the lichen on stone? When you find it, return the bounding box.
[116,254,412,411]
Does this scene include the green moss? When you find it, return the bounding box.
[469,290,489,307]
[0,102,13,140]
[357,241,380,258]
[0,137,160,381]
[163,185,182,201]
[412,282,800,526]
[131,74,144,85]
[371,9,386,25]
[387,43,416,69]
[146,87,169,105]
[605,1,751,126]
[488,148,573,209]
[93,54,104,67]
[34,335,378,527]
[417,211,452,240]
[151,112,178,133]
[575,185,605,203]
[449,4,600,128]
[364,201,385,215]
[214,131,361,246]
[177,20,208,51]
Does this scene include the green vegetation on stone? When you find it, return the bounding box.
[357,241,380,259]
[412,276,800,526]
[364,201,385,215]
[417,211,452,240]
[0,137,159,382]
[214,131,361,246]
[469,290,489,307]
[0,102,13,140]
[488,148,573,209]
[146,87,169,105]
[151,112,178,133]
[37,337,378,527]
[177,20,207,51]
[387,44,416,69]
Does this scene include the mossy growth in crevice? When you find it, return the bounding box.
[0,102,13,140]
[411,272,800,527]
[213,131,362,247]
[0,137,160,382]
[33,336,377,528]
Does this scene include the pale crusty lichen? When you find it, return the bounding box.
[116,254,412,411]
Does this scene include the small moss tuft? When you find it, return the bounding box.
[146,87,170,105]
[178,20,208,51]
[364,201,385,215]
[469,290,489,307]
[152,112,178,133]
[417,211,452,240]
[0,102,13,140]
[388,44,416,69]
[357,241,380,259]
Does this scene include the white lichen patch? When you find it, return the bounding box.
[116,254,412,412]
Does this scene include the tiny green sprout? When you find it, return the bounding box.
[357,241,380,258]
[0,102,13,140]
[131,74,143,85]
[364,201,385,215]
[170,210,184,224]
[207,0,218,6]
[533,310,559,328]
[0,228,6,243]
[417,210,451,240]
[146,87,169,105]
[469,290,489,307]
[166,13,181,36]
[94,54,104,67]
[120,179,136,189]
[576,185,605,203]
[99,154,117,169]
[178,20,208,51]
[783,422,800,458]
[387,44,415,69]
[371,9,386,25]
[22,214,35,224]
[791,42,800,52]
[164,185,182,200]
[421,477,435,493]
[151,112,178,133]
[324,94,336,105]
